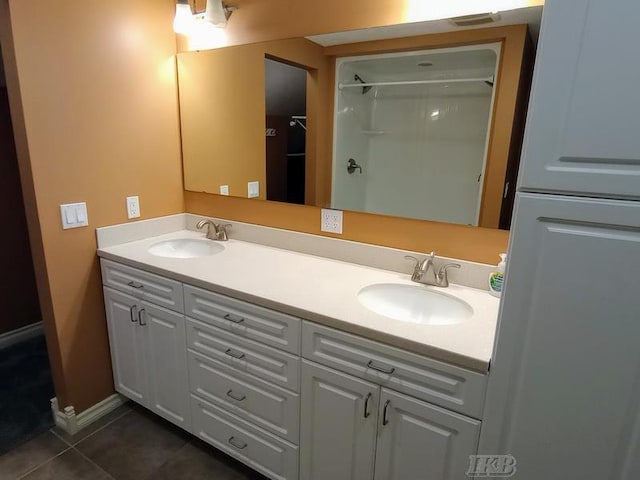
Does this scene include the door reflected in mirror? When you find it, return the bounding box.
[265,58,308,204]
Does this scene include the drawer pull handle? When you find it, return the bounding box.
[129,305,138,323]
[226,389,246,402]
[364,392,372,418]
[382,399,391,426]
[138,308,147,326]
[127,281,144,289]
[367,360,395,375]
[224,348,245,360]
[224,313,245,324]
[228,436,247,450]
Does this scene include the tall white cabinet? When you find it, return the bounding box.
[480,1,640,479]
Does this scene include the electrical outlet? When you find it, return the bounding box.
[126,195,140,219]
[248,181,260,198]
[220,185,229,196]
[321,208,343,234]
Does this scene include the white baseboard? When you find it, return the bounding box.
[51,393,127,435]
[0,322,43,350]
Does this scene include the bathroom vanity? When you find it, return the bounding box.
[97,223,499,480]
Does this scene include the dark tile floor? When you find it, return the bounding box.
[0,403,268,479]
[0,335,55,455]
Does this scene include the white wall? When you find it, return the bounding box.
[332,63,370,212]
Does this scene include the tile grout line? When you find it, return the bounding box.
[50,404,133,448]
[15,444,72,480]
[71,446,116,480]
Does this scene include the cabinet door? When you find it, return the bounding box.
[374,389,480,480]
[141,301,191,431]
[518,0,640,198]
[480,193,640,479]
[103,287,147,406]
[300,361,378,480]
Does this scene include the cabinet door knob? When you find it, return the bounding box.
[228,436,247,450]
[364,392,372,418]
[382,399,391,426]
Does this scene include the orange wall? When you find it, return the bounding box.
[1,0,184,412]
[185,192,508,264]
[178,37,330,200]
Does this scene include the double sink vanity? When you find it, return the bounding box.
[97,215,499,480]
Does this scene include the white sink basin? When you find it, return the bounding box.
[147,239,224,259]
[358,283,473,326]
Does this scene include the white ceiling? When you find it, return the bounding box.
[307,6,543,47]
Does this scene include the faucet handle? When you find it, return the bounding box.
[216,223,231,241]
[404,255,420,270]
[437,263,461,287]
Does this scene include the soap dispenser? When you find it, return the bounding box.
[489,253,507,298]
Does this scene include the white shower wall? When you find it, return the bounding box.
[332,46,498,226]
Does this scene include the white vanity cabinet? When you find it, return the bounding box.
[517,0,640,198]
[103,286,191,431]
[300,325,484,480]
[300,361,379,480]
[373,389,480,480]
[100,257,488,480]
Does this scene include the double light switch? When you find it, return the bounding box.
[60,202,89,229]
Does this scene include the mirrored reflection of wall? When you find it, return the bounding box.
[332,45,498,226]
[177,38,331,201]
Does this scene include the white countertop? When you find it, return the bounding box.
[97,230,500,372]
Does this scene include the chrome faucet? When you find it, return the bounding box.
[405,252,461,288]
[196,219,231,241]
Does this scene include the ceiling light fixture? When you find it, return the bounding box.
[201,0,236,28]
[174,0,236,34]
[173,0,196,34]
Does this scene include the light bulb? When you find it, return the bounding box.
[173,3,196,34]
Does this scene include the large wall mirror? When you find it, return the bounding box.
[177,6,542,230]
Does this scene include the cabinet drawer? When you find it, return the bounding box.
[184,285,300,354]
[302,322,487,418]
[191,395,298,480]
[189,351,299,443]
[187,318,300,392]
[101,259,183,313]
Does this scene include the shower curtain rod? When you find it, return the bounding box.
[338,76,494,90]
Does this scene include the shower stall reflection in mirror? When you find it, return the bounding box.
[331,43,500,227]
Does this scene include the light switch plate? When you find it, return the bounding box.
[248,181,260,198]
[220,185,229,196]
[321,208,343,234]
[126,196,140,219]
[60,202,89,229]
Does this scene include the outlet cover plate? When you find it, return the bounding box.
[220,185,229,196]
[126,196,140,219]
[248,181,260,198]
[321,208,343,234]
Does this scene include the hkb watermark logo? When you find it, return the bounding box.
[467,455,517,477]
